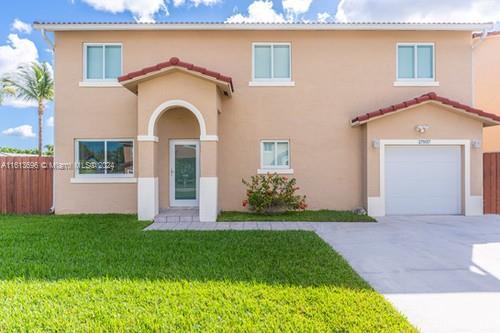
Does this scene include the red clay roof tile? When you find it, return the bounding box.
[351,92,500,125]
[118,56,234,92]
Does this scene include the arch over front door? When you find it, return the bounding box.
[148,99,209,140]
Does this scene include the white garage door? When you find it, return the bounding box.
[385,145,462,215]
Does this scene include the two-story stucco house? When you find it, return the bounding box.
[33,21,500,222]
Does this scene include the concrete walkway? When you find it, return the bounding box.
[145,221,318,231]
[145,215,500,333]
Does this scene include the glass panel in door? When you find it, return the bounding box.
[174,144,197,202]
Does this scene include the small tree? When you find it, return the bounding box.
[4,62,54,156]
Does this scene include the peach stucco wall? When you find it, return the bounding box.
[365,103,483,199]
[137,71,219,137]
[53,29,476,213]
[474,35,500,152]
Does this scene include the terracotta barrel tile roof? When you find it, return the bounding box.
[118,56,234,92]
[351,92,500,126]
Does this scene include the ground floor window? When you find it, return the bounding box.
[75,139,134,176]
[261,140,290,169]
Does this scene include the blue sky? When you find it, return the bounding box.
[0,0,498,149]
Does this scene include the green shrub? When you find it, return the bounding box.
[242,173,307,213]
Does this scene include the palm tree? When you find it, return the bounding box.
[4,62,54,156]
[0,81,15,105]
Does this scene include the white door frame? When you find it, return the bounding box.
[368,139,482,216]
[169,139,200,207]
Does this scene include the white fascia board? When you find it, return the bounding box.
[33,22,494,32]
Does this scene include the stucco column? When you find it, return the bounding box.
[199,140,218,222]
[137,139,159,220]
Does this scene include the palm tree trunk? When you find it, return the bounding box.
[38,101,44,156]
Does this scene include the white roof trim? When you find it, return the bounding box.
[33,22,494,32]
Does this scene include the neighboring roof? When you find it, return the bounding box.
[351,92,500,127]
[473,30,500,38]
[33,21,493,32]
[118,56,234,95]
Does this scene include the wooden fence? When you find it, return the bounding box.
[0,156,53,214]
[484,152,500,214]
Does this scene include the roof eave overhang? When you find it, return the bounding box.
[33,22,494,32]
[119,66,233,96]
[351,99,500,127]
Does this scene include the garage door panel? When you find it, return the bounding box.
[387,197,460,215]
[386,146,461,215]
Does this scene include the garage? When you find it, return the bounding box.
[352,92,500,216]
[385,145,462,215]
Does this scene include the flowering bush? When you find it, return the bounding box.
[242,173,307,213]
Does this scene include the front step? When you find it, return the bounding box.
[154,208,200,223]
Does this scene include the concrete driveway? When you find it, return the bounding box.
[314,215,500,333]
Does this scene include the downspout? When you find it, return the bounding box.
[40,28,55,51]
[38,27,56,213]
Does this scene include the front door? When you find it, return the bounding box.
[169,140,200,207]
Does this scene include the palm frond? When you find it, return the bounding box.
[3,62,54,104]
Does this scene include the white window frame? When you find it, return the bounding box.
[395,42,438,86]
[258,140,294,174]
[251,42,294,86]
[82,43,123,82]
[74,138,134,178]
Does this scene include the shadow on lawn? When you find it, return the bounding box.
[0,214,370,290]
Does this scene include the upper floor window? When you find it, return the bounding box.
[84,43,122,81]
[253,43,291,82]
[397,43,435,81]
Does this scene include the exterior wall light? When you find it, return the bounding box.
[415,125,430,133]
[372,140,380,149]
[471,139,481,148]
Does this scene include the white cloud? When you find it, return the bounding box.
[81,0,168,22]
[335,0,500,22]
[172,0,220,7]
[2,125,36,138]
[0,34,40,108]
[0,34,38,75]
[282,0,313,19]
[227,0,285,23]
[1,97,38,108]
[190,0,220,7]
[11,19,32,34]
[317,12,331,22]
[46,116,54,127]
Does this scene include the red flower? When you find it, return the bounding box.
[242,200,248,207]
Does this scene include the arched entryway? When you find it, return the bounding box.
[156,107,201,209]
[118,57,233,221]
[136,98,220,222]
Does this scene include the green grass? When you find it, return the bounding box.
[0,214,412,332]
[218,209,376,222]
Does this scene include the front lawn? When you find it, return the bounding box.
[0,214,411,332]
[218,209,376,222]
